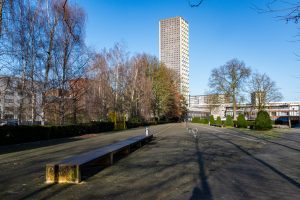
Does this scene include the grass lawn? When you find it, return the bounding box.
[233,127,290,139]
[191,121,292,140]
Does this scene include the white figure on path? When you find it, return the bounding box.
[145,127,149,136]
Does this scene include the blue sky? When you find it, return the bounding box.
[76,0,300,101]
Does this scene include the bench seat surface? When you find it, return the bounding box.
[57,135,152,165]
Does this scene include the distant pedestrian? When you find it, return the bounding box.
[145,127,149,136]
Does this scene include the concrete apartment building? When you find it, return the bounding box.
[0,76,42,123]
[159,16,190,102]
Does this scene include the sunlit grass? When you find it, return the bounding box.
[237,128,288,139]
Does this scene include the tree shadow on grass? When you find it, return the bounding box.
[246,133,300,152]
[272,135,300,145]
[226,129,300,152]
[190,137,213,200]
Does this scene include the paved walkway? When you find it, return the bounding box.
[192,124,300,200]
[0,123,299,199]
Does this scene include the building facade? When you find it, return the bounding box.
[188,94,300,126]
[188,94,231,118]
[159,16,189,102]
[0,76,100,125]
[251,91,266,108]
[0,76,42,123]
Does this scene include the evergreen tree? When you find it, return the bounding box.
[209,115,215,125]
[237,114,247,128]
[225,115,234,127]
[216,116,222,126]
[255,110,272,130]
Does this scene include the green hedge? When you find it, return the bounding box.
[125,121,157,129]
[191,117,209,124]
[125,120,170,129]
[0,122,114,145]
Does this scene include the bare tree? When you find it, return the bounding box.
[86,52,113,121]
[248,72,283,110]
[126,54,156,121]
[36,0,60,125]
[209,59,251,119]
[52,0,86,125]
[101,43,129,127]
[86,44,129,125]
[2,0,44,123]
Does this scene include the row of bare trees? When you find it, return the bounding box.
[85,44,187,125]
[0,0,89,125]
[0,1,186,125]
[208,58,282,119]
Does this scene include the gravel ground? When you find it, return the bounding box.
[0,123,299,200]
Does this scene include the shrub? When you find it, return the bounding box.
[192,117,201,123]
[192,117,209,124]
[237,114,247,128]
[125,121,142,129]
[201,118,209,124]
[209,115,215,125]
[255,110,272,130]
[225,115,234,127]
[126,121,158,129]
[216,116,222,126]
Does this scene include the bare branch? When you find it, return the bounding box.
[0,0,4,35]
[257,1,300,23]
[188,0,204,8]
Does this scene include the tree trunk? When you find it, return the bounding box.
[72,96,77,124]
[233,95,237,120]
[42,17,58,125]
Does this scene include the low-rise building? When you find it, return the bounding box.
[188,94,230,119]
[188,94,300,125]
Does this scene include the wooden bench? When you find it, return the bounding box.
[46,134,153,184]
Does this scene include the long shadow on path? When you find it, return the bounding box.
[190,136,213,200]
[212,133,300,190]
[17,183,72,200]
